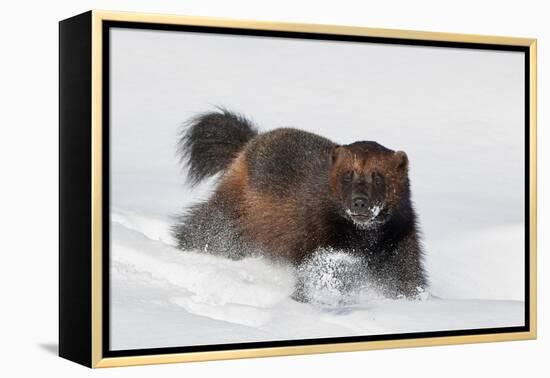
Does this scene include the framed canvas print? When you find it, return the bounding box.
[59,10,537,368]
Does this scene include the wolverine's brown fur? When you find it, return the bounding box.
[217,144,335,263]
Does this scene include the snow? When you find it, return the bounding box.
[296,249,365,306]
[108,28,526,351]
[425,224,525,300]
[110,209,524,350]
[371,205,382,218]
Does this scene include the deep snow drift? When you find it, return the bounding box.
[110,209,524,350]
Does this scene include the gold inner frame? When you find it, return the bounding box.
[90,9,537,368]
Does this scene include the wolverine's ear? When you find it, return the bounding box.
[394,150,409,171]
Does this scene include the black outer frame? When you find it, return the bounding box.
[59,11,92,367]
[59,11,532,368]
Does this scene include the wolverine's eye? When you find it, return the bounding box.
[343,170,353,182]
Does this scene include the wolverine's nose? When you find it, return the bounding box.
[352,197,368,213]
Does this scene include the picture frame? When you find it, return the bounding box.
[59,10,537,368]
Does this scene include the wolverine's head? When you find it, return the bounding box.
[329,141,410,229]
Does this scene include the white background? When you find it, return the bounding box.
[0,0,547,377]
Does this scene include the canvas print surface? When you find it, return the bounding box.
[109,27,525,350]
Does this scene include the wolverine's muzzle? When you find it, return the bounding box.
[351,196,369,215]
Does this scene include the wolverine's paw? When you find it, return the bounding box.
[414,286,430,300]
[401,286,430,301]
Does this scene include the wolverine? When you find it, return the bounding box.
[172,108,427,299]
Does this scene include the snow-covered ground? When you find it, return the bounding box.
[110,209,524,350]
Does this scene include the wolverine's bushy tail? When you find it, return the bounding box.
[178,108,258,185]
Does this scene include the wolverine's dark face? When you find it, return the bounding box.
[329,141,409,229]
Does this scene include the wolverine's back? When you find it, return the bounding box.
[242,128,335,196]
